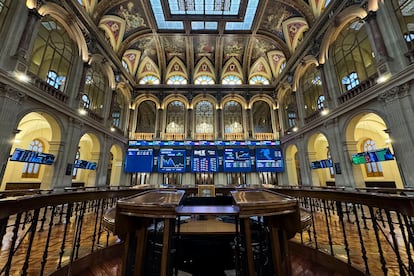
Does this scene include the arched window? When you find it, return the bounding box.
[72,150,80,179]
[362,139,383,177]
[83,63,107,116]
[223,101,243,134]
[332,20,376,94]
[252,101,273,133]
[222,75,242,85]
[22,139,44,178]
[249,75,270,85]
[195,101,214,133]
[0,0,10,31]
[300,65,323,117]
[391,0,414,50]
[194,75,214,85]
[136,100,157,133]
[139,75,160,85]
[167,75,187,85]
[29,16,75,93]
[166,101,185,134]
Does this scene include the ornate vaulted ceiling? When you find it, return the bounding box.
[79,0,326,87]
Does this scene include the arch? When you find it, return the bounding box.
[221,57,243,81]
[37,3,89,62]
[98,15,126,52]
[319,6,368,64]
[190,94,218,109]
[249,57,272,82]
[137,56,161,83]
[89,54,116,90]
[249,94,277,110]
[292,55,319,92]
[285,143,300,186]
[132,94,161,110]
[267,50,287,79]
[194,57,215,82]
[220,94,248,109]
[108,143,123,186]
[282,17,309,53]
[165,56,188,81]
[116,82,132,104]
[122,49,141,76]
[162,94,190,109]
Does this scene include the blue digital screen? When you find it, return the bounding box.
[10,148,55,165]
[125,149,153,173]
[255,148,284,172]
[223,148,251,172]
[191,149,218,172]
[74,159,97,170]
[158,149,186,173]
[311,159,333,169]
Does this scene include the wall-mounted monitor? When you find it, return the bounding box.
[223,148,251,172]
[191,149,218,172]
[255,148,284,172]
[10,148,55,165]
[125,149,154,173]
[311,159,333,169]
[74,159,97,170]
[158,149,186,173]
[352,148,394,165]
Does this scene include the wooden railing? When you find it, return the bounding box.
[272,186,414,276]
[1,185,413,275]
[223,132,245,140]
[254,132,277,140]
[133,133,155,140]
[0,187,141,276]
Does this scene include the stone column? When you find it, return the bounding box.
[0,84,27,188]
[51,118,84,191]
[156,108,163,139]
[245,108,252,139]
[15,9,42,73]
[296,138,313,186]
[41,141,63,190]
[216,107,222,139]
[343,141,365,188]
[378,84,414,187]
[187,108,193,139]
[364,11,391,77]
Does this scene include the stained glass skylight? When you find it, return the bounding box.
[168,0,240,16]
[150,0,258,31]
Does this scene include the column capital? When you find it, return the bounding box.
[0,82,27,103]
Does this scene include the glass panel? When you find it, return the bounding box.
[166,101,185,133]
[252,101,272,133]
[195,100,214,133]
[224,101,243,133]
[136,100,157,133]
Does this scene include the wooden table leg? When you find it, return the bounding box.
[160,218,171,276]
[243,218,256,276]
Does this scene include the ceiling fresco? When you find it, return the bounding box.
[81,0,327,84]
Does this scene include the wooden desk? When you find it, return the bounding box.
[116,189,299,276]
[178,217,236,235]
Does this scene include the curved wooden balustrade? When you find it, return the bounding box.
[1,185,414,276]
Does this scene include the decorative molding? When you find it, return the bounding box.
[0,83,27,103]
[378,83,411,103]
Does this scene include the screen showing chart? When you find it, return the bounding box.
[10,148,55,165]
[255,148,284,172]
[191,149,218,172]
[124,149,154,173]
[311,159,333,169]
[158,149,186,173]
[74,159,97,170]
[223,148,251,172]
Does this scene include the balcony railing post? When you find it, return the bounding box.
[352,203,370,275]
[368,206,388,275]
[22,208,40,275]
